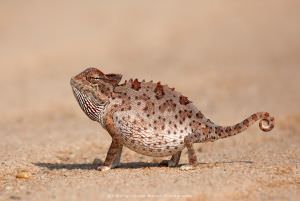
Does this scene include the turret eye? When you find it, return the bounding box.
[88,77,101,84]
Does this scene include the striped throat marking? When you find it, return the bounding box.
[72,87,107,122]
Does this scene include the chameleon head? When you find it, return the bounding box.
[70,67,122,121]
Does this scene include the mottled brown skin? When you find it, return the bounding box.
[70,68,275,171]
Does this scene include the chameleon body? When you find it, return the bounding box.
[70,68,275,170]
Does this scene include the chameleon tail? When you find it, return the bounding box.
[213,112,275,140]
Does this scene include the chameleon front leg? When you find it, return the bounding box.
[97,139,123,171]
[160,151,182,167]
[112,144,123,166]
[97,110,125,171]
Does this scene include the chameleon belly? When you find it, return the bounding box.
[113,110,189,157]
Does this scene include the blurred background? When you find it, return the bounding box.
[0,1,299,200]
[1,0,299,118]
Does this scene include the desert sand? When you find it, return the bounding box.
[0,1,299,201]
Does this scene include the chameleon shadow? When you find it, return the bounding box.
[33,162,98,170]
[33,160,253,170]
[33,161,162,170]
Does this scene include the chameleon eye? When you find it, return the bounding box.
[88,77,101,84]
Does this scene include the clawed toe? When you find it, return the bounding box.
[180,164,196,171]
[96,165,111,171]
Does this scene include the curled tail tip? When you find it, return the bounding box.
[258,112,275,132]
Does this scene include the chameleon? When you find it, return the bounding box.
[70,67,275,171]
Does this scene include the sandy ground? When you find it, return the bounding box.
[0,1,300,201]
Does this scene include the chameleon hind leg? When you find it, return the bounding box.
[180,135,198,171]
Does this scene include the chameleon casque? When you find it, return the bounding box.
[70,68,275,171]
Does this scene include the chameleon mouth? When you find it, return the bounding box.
[70,77,80,90]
